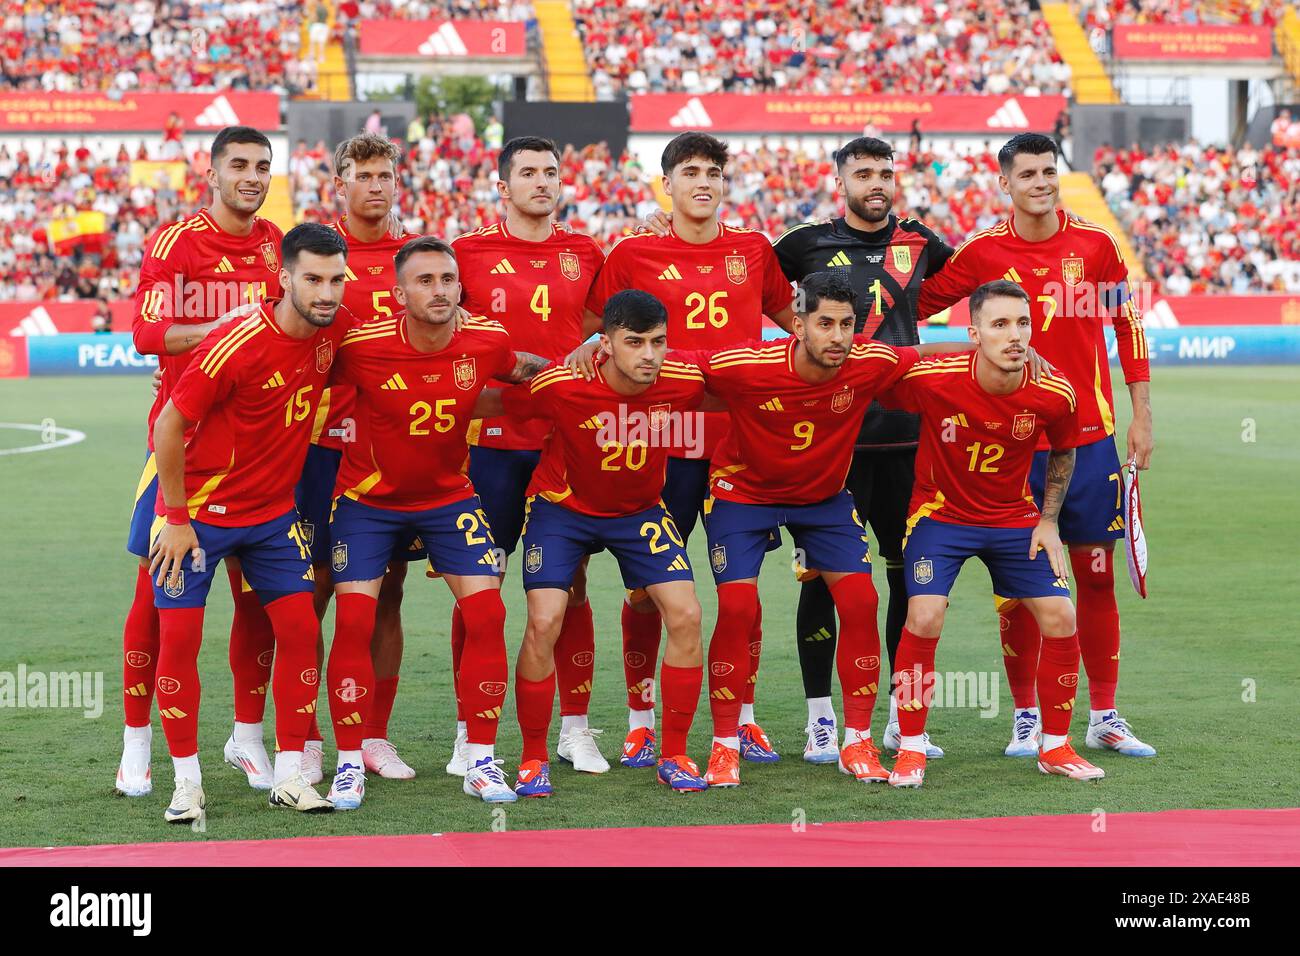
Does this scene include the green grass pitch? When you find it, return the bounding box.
[0,366,1296,848]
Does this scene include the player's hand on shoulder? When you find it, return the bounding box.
[1026,346,1056,382]
[639,209,672,237]
[387,208,404,239]
[453,306,471,333]
[149,521,201,589]
[1029,519,1067,580]
[564,340,601,381]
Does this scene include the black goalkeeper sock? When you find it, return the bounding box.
[884,560,908,678]
[796,576,838,700]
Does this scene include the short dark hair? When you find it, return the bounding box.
[797,271,857,315]
[394,236,456,278]
[211,126,273,164]
[969,279,1030,323]
[997,133,1058,175]
[661,131,729,176]
[834,136,893,171]
[281,222,348,270]
[498,136,560,179]
[603,289,667,335]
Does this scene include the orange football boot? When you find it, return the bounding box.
[888,749,927,789]
[839,736,889,783]
[704,742,741,788]
[1037,739,1106,781]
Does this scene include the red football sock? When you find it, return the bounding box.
[122,564,160,727]
[999,599,1041,710]
[622,600,661,710]
[1071,547,1120,710]
[830,574,882,731]
[265,593,322,753]
[226,564,274,723]
[515,671,555,764]
[155,606,205,757]
[1037,633,1081,737]
[450,602,466,722]
[660,662,702,758]
[743,601,763,707]
[327,592,377,752]
[458,589,509,746]
[365,677,399,740]
[893,626,939,739]
[708,582,758,739]
[555,600,594,717]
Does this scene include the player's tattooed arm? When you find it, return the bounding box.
[1031,448,1075,579]
[503,351,550,384]
[1126,380,1154,471]
[149,401,201,589]
[163,301,262,355]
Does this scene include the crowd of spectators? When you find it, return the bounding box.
[1094,138,1300,294]
[332,0,535,23]
[0,0,320,96]
[571,0,1070,98]
[1073,0,1290,29]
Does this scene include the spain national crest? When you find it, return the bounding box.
[1061,257,1084,287]
[331,543,348,572]
[1012,413,1036,441]
[315,341,333,373]
[559,252,581,281]
[525,545,543,574]
[260,241,279,272]
[891,245,913,274]
[163,570,185,598]
[649,403,671,432]
[299,521,315,547]
[831,388,854,414]
[725,255,747,285]
[453,357,477,391]
[710,544,728,573]
[913,559,933,586]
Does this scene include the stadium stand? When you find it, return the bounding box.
[1071,0,1290,28]
[1094,140,1300,294]
[570,0,1072,98]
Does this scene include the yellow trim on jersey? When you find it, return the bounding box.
[1069,218,1126,264]
[902,363,970,380]
[539,486,573,505]
[902,491,946,549]
[708,463,748,483]
[658,369,706,382]
[465,419,482,446]
[134,453,158,502]
[1093,355,1115,436]
[1034,377,1078,411]
[185,451,236,518]
[343,467,384,502]
[309,388,332,444]
[140,288,169,324]
[463,318,507,335]
[711,343,785,361]
[531,367,578,393]
[341,320,400,347]
[155,216,209,261]
[198,317,263,378]
[949,223,1009,263]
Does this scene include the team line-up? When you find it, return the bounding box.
[113,125,1156,821]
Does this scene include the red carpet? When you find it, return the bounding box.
[3,807,1296,866]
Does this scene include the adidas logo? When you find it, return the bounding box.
[262,371,286,390]
[669,96,714,128]
[476,706,502,720]
[986,97,1030,129]
[711,688,736,701]
[826,250,852,267]
[489,258,516,275]
[1108,517,1125,532]
[851,683,879,696]
[1003,267,1023,283]
[1054,699,1074,711]
[666,555,690,572]
[1002,642,1017,658]
[250,682,268,695]
[578,415,603,430]
[124,682,148,697]
[339,712,363,726]
[759,397,785,412]
[7,306,59,336]
[158,706,188,719]
[804,627,833,643]
[570,680,593,695]
[900,699,923,712]
[296,700,316,715]
[215,256,234,274]
[943,412,969,428]
[195,94,241,127]
[657,264,683,280]
[380,373,409,390]
[418,22,468,56]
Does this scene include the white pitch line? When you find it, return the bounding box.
[0,422,87,456]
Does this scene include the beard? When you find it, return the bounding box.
[290,289,338,328]
[846,192,891,224]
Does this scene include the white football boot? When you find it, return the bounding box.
[1085,710,1156,757]
[557,727,610,773]
[269,772,334,813]
[223,734,274,790]
[802,717,839,765]
[463,757,518,803]
[301,740,325,785]
[116,728,153,797]
[164,778,205,824]
[445,727,469,777]
[327,763,366,810]
[882,721,945,759]
[1004,709,1041,758]
[362,739,416,779]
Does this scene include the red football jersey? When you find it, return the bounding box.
[501,358,707,517]
[311,218,416,451]
[678,337,919,506]
[586,223,794,459]
[132,208,283,450]
[453,222,606,450]
[165,300,354,527]
[331,316,514,511]
[917,208,1149,448]
[880,352,1081,528]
